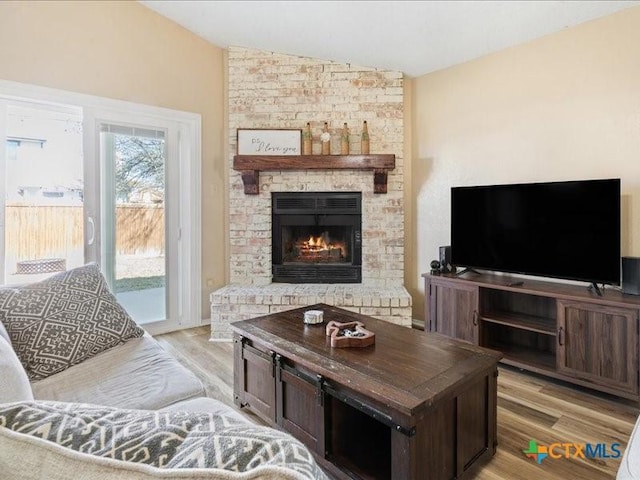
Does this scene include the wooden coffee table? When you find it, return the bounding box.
[232,304,502,480]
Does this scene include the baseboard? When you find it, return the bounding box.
[412,318,425,330]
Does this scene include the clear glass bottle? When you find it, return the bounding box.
[321,122,331,155]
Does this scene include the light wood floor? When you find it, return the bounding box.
[156,326,638,480]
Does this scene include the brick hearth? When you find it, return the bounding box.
[210,284,411,341]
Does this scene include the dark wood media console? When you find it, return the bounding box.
[232,304,502,480]
[423,272,640,401]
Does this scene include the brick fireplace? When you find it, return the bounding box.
[210,47,411,340]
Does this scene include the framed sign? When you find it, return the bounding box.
[237,128,302,156]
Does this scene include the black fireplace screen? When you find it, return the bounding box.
[272,192,362,283]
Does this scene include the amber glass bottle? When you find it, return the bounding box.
[303,122,312,155]
[361,120,370,154]
[341,123,350,154]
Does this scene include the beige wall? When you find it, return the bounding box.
[0,1,226,318]
[410,7,640,319]
[3,2,638,323]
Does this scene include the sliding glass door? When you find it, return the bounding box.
[99,124,168,324]
[0,100,84,286]
[84,108,188,332]
[0,102,174,327]
[1,80,202,334]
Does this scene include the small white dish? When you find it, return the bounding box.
[303,310,324,325]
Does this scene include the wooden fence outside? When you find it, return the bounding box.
[5,205,165,260]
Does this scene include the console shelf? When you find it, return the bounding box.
[424,272,640,401]
[487,342,556,372]
[481,311,556,336]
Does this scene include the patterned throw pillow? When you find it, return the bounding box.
[0,264,144,380]
[0,401,328,479]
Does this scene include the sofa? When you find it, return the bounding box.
[0,264,327,480]
[618,417,640,480]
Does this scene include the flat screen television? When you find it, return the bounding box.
[450,178,621,286]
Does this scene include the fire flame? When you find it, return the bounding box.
[300,234,345,258]
[307,235,327,250]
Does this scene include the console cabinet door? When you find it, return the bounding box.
[427,277,480,344]
[233,336,276,424]
[557,301,639,396]
[276,360,325,455]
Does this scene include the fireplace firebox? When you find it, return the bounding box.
[272,192,362,283]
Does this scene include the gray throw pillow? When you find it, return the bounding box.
[0,264,144,380]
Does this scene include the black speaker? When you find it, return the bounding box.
[439,245,453,274]
[622,257,640,295]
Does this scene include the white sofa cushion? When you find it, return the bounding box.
[0,401,327,480]
[0,335,34,403]
[618,415,640,480]
[160,397,250,424]
[0,263,144,380]
[0,319,9,343]
[32,334,205,410]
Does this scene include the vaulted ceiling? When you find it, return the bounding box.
[140,1,639,77]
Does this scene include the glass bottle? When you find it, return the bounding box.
[303,122,312,155]
[341,122,350,155]
[361,120,370,154]
[321,122,331,155]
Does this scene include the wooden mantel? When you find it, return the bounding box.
[233,154,396,194]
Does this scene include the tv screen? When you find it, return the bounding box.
[451,179,621,285]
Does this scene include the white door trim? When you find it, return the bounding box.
[0,99,7,286]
